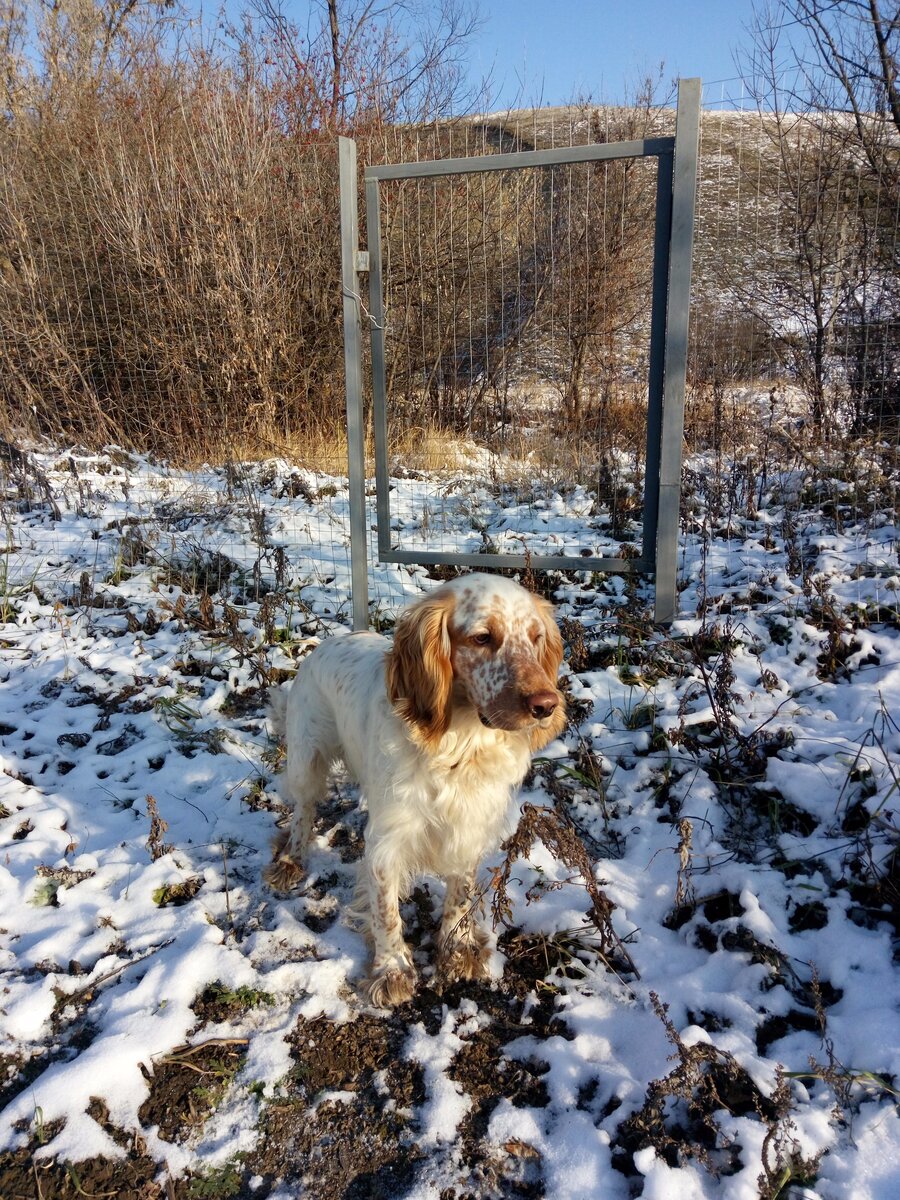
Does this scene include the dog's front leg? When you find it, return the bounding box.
[437,871,491,983]
[365,864,417,1007]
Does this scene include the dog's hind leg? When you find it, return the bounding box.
[264,741,330,892]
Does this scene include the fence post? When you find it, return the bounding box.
[654,78,701,625]
[642,148,675,575]
[338,135,369,631]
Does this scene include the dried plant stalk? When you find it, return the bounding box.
[491,802,639,979]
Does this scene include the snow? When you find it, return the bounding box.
[0,437,898,1195]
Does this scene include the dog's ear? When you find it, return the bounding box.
[534,596,564,682]
[531,596,566,751]
[387,593,454,748]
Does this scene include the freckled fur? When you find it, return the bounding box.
[265,573,566,1008]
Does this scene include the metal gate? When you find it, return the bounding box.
[339,78,701,628]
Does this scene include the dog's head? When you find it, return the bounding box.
[386,574,565,750]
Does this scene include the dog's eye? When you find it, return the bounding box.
[471,631,492,647]
[530,628,545,644]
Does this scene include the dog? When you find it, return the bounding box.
[264,572,566,1007]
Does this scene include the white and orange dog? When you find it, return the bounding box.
[265,573,565,1007]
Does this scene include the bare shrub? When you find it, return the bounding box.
[738,1,900,430]
[0,1,483,460]
[491,802,639,978]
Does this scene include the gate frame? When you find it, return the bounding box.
[339,78,701,629]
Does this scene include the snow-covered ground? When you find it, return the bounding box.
[0,439,898,1198]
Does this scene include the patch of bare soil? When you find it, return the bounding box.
[0,1114,163,1200]
[438,965,562,1199]
[449,1022,548,1200]
[138,1040,248,1143]
[0,1019,98,1113]
[246,1011,423,1199]
[0,1150,163,1200]
[0,1050,49,1114]
[244,935,574,1200]
[191,982,274,1026]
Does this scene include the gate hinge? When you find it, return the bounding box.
[355,250,370,273]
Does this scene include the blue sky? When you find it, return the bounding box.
[472,1,756,109]
[256,2,762,111]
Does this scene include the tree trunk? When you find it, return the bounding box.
[328,0,341,125]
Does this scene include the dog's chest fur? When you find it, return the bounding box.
[369,715,532,879]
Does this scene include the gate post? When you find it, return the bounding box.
[338,136,369,630]
[654,78,701,625]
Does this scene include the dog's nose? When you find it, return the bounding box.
[525,690,559,719]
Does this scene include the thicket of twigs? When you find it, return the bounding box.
[0,1,897,461]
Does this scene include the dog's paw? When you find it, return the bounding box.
[263,848,305,892]
[263,829,306,892]
[437,939,492,984]
[366,964,418,1008]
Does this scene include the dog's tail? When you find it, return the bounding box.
[267,683,290,742]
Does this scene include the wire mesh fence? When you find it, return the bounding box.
[372,153,658,558]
